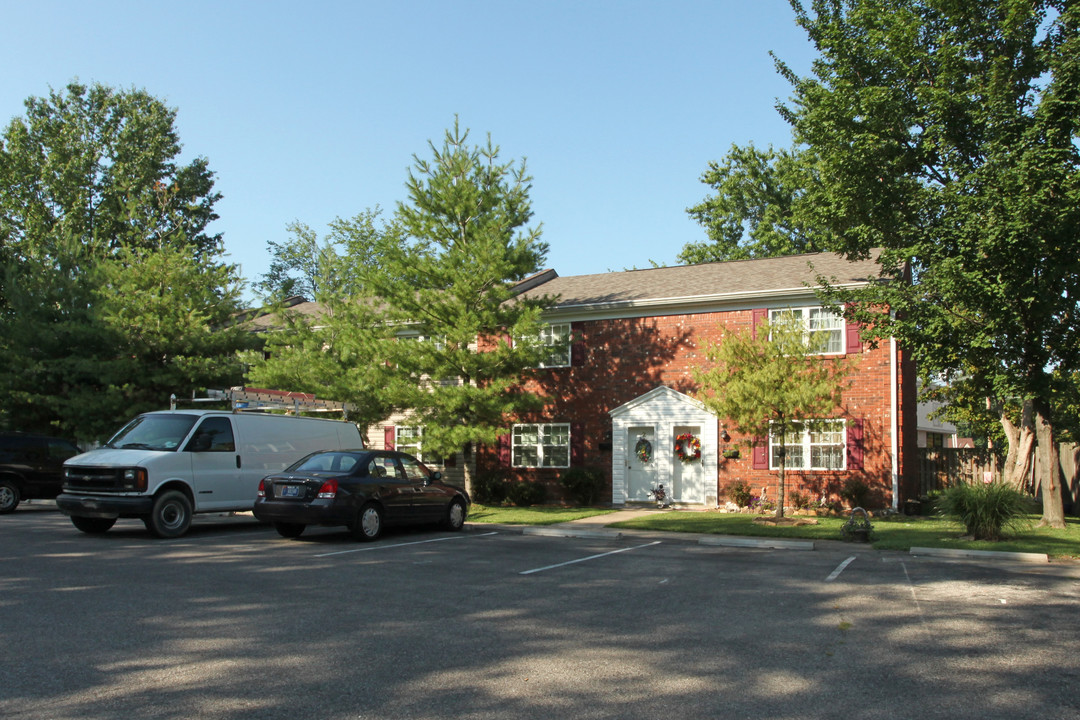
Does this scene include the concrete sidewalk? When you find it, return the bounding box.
[557,508,667,526]
[519,508,816,550]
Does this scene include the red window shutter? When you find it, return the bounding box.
[571,423,585,466]
[497,433,512,466]
[384,426,395,451]
[752,308,768,338]
[847,419,864,470]
[752,438,768,469]
[844,303,862,354]
[571,323,585,366]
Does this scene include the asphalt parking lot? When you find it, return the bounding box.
[2,505,1079,720]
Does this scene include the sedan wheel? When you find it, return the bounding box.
[444,499,466,531]
[352,503,383,542]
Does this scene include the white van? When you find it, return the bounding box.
[57,410,363,538]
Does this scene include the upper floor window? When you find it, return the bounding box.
[770,419,846,471]
[512,423,570,468]
[770,307,844,354]
[537,323,571,367]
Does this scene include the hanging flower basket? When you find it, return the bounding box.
[674,432,702,464]
[634,437,653,463]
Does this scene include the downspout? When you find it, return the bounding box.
[890,333,899,511]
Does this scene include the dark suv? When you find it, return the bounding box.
[0,432,82,513]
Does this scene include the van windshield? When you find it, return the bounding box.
[105,414,200,451]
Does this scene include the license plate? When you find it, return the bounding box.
[280,485,301,498]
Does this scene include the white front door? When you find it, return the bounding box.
[672,425,704,503]
[626,427,657,502]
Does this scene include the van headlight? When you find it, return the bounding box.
[121,468,148,492]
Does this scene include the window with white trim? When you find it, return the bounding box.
[770,419,846,471]
[770,307,844,354]
[537,323,571,367]
[512,423,570,468]
[395,426,442,464]
[399,333,446,350]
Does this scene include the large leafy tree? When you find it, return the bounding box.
[243,210,402,440]
[782,0,1079,526]
[253,209,390,302]
[0,82,247,440]
[695,315,854,518]
[682,143,832,263]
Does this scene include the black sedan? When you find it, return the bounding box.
[253,450,469,541]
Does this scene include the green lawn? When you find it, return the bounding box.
[611,512,1080,558]
[468,505,1080,559]
[467,504,617,526]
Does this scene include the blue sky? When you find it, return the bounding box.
[1,1,816,299]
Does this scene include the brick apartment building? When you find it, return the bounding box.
[376,251,918,510]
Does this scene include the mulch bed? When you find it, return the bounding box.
[751,516,820,527]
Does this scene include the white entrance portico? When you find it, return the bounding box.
[609,386,718,506]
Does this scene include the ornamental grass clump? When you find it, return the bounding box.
[935,482,1031,541]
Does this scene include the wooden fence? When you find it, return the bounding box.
[917,443,1080,509]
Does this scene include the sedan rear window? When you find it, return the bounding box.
[293,452,362,474]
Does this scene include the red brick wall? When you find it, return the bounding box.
[476,308,915,508]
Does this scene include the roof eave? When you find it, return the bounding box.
[541,281,872,321]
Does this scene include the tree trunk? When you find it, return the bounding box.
[1000,399,1035,491]
[462,441,475,499]
[776,455,786,519]
[1033,402,1066,529]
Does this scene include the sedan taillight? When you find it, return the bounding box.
[317,479,338,499]
[257,479,266,498]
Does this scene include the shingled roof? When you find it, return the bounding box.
[515,251,883,318]
[244,251,885,329]
[244,297,325,332]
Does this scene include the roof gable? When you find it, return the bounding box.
[609,385,710,418]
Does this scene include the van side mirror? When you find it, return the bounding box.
[430,471,442,482]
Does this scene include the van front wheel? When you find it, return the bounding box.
[147,491,193,538]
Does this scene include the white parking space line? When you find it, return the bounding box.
[519,541,663,575]
[826,556,857,581]
[314,531,499,557]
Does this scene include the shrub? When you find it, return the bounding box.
[472,471,510,505]
[839,478,871,508]
[787,490,810,510]
[506,480,546,507]
[559,466,606,506]
[934,482,1031,541]
[726,480,752,508]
